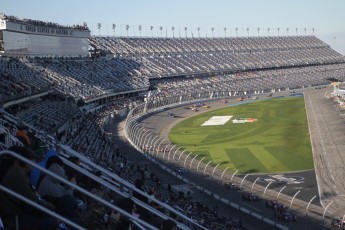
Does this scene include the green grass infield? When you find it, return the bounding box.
[168,96,314,174]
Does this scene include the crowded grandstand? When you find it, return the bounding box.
[1,13,345,230]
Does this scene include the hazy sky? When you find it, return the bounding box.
[2,0,344,54]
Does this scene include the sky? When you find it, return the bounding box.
[1,0,345,54]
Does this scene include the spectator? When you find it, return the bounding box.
[0,146,59,230]
[38,155,80,224]
[29,149,59,189]
[15,126,31,147]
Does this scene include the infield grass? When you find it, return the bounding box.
[168,96,313,174]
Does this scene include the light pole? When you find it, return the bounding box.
[97,23,101,36]
[251,177,260,192]
[138,129,149,150]
[177,149,186,164]
[230,170,238,183]
[322,200,333,218]
[220,167,229,180]
[112,24,116,36]
[224,28,227,38]
[184,27,188,38]
[145,134,154,154]
[142,132,151,152]
[263,181,273,199]
[136,128,145,148]
[196,157,205,172]
[156,139,166,157]
[170,147,181,161]
[172,27,175,38]
[235,27,238,37]
[138,25,142,37]
[305,195,317,228]
[151,136,161,155]
[289,190,301,208]
[197,27,200,38]
[211,27,214,38]
[212,163,220,179]
[184,152,192,168]
[166,145,176,160]
[160,26,163,37]
[162,144,170,159]
[276,185,286,200]
[190,154,198,170]
[240,174,249,190]
[203,160,212,175]
[305,195,317,216]
[150,26,154,38]
[168,145,176,160]
[149,136,159,155]
[126,25,129,37]
[257,28,260,37]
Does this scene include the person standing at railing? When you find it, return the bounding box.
[0,146,59,230]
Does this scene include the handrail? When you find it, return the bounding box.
[0,184,86,230]
[60,156,192,230]
[58,145,205,230]
[0,150,160,230]
[0,109,206,230]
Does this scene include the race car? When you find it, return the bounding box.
[242,192,261,201]
[276,211,298,222]
[224,183,240,190]
[266,200,288,211]
[194,103,205,107]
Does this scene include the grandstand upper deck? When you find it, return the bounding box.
[89,35,333,56]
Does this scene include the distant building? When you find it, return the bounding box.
[0,14,90,57]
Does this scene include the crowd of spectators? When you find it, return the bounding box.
[6,95,78,134]
[1,31,345,229]
[1,35,345,104]
[1,103,244,229]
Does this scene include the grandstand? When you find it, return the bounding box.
[1,13,345,230]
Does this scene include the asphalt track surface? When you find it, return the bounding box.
[110,86,343,230]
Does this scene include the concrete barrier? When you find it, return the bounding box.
[251,212,262,220]
[263,218,275,225]
[230,202,239,209]
[220,198,229,205]
[276,224,289,230]
[240,207,251,214]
